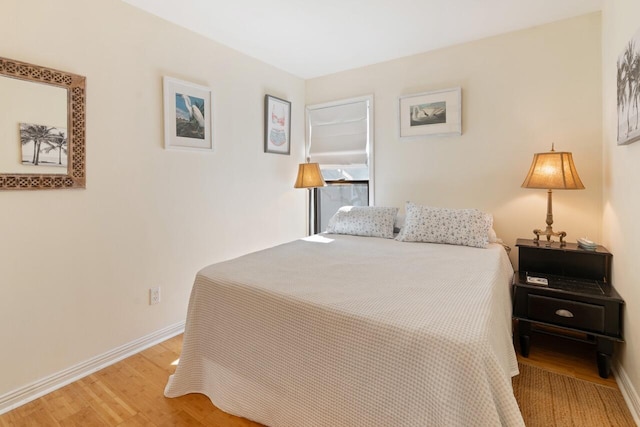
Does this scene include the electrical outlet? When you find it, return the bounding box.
[149,287,161,305]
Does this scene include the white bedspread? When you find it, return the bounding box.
[165,234,524,426]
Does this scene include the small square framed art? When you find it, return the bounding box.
[163,76,213,151]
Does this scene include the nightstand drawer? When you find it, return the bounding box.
[528,295,605,333]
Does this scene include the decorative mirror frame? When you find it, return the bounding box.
[0,57,86,190]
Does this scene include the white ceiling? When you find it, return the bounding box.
[123,0,602,79]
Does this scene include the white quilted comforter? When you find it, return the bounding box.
[165,234,524,426]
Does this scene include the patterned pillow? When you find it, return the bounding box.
[395,202,492,248]
[326,206,399,239]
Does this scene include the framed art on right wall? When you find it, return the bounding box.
[399,87,461,139]
[617,26,640,145]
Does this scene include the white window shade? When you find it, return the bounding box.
[309,101,368,167]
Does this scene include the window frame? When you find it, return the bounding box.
[306,95,374,234]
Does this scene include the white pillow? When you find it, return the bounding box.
[326,206,399,239]
[395,202,492,248]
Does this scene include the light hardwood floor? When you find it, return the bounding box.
[0,330,621,426]
[514,323,618,388]
[0,335,260,427]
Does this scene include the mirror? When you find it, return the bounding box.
[0,57,85,190]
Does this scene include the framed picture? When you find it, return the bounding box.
[20,122,68,168]
[617,26,640,145]
[0,56,86,190]
[398,87,461,138]
[264,94,291,155]
[163,76,213,151]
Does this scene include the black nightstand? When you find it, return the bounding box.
[512,238,624,378]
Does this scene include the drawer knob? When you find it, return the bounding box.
[555,309,574,318]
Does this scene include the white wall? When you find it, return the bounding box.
[3,1,636,415]
[306,14,603,264]
[602,0,640,415]
[0,0,306,396]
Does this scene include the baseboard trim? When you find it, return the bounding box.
[0,321,185,415]
[614,362,640,425]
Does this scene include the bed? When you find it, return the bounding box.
[164,205,525,426]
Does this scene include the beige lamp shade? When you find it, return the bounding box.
[294,162,326,189]
[521,150,585,190]
[521,145,584,246]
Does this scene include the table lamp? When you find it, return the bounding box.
[294,159,326,235]
[521,144,585,246]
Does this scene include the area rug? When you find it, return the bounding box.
[513,363,636,426]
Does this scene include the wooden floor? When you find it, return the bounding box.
[0,329,623,426]
[0,335,259,427]
[514,323,618,388]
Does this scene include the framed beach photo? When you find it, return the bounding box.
[264,94,291,155]
[398,87,461,139]
[617,26,640,145]
[163,76,213,151]
[20,122,68,168]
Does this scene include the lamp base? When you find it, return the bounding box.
[533,227,567,246]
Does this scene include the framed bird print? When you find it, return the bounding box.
[398,87,462,139]
[264,94,291,155]
[163,76,213,151]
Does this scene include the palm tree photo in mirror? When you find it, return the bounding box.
[20,122,68,168]
[617,26,640,145]
[0,56,86,190]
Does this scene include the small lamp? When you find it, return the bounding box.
[294,159,326,235]
[521,144,585,246]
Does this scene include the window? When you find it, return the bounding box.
[306,96,374,233]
